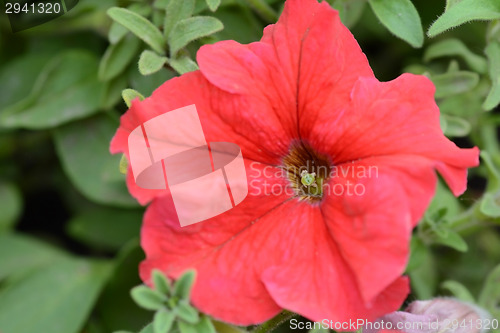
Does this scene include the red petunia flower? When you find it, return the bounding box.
[110,0,479,327]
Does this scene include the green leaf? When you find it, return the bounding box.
[152,270,172,295]
[95,241,151,332]
[0,258,112,333]
[129,66,176,97]
[428,0,500,37]
[99,34,141,81]
[178,321,197,333]
[0,53,51,109]
[122,88,145,107]
[154,0,170,10]
[0,233,66,281]
[480,192,500,218]
[424,38,488,73]
[0,182,22,232]
[481,151,500,191]
[66,207,142,251]
[0,51,104,129]
[154,308,175,333]
[433,229,469,252]
[441,280,476,303]
[53,115,139,207]
[119,154,129,174]
[192,316,216,333]
[176,301,199,324]
[131,286,167,311]
[164,0,196,38]
[368,0,424,47]
[478,264,500,320]
[139,50,168,75]
[108,22,129,44]
[432,70,479,98]
[212,321,246,333]
[139,323,155,333]
[168,16,224,56]
[101,75,129,110]
[108,3,153,44]
[409,243,438,299]
[332,0,366,28]
[108,7,166,54]
[483,41,500,110]
[168,55,199,75]
[173,270,196,300]
[441,114,471,137]
[488,19,500,43]
[206,0,221,12]
[406,237,427,272]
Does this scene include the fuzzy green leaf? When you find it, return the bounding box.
[428,0,500,37]
[119,154,128,174]
[480,192,500,218]
[122,88,145,107]
[108,7,166,54]
[99,35,141,81]
[168,55,199,75]
[173,270,196,300]
[483,41,500,110]
[176,301,199,324]
[139,324,155,333]
[168,16,223,56]
[441,280,476,303]
[164,0,195,38]
[332,0,366,28]
[108,22,129,44]
[206,0,221,12]
[192,316,216,333]
[131,285,167,311]
[108,2,154,44]
[432,70,479,98]
[433,229,468,252]
[478,264,500,319]
[138,50,168,76]
[153,308,175,333]
[152,270,172,296]
[368,0,424,47]
[424,38,488,73]
[441,114,471,137]
[178,321,197,333]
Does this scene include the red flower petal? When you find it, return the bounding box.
[308,74,479,196]
[260,202,410,324]
[140,162,290,324]
[111,71,291,204]
[198,0,373,141]
[111,0,480,326]
[321,155,437,306]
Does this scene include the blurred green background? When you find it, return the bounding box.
[0,0,499,332]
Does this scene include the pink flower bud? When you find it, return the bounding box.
[364,298,492,333]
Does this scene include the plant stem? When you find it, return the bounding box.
[251,310,297,333]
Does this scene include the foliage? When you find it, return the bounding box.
[0,0,499,333]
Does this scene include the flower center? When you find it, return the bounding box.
[282,142,332,202]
